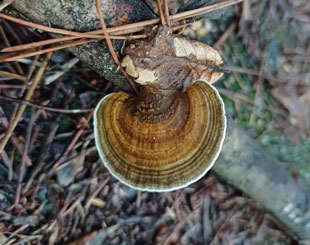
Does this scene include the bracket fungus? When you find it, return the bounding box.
[94,26,226,191]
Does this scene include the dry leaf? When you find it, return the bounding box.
[57,150,85,186]
[272,86,310,137]
[67,231,99,245]
[48,222,59,245]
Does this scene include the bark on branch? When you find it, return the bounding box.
[9,0,310,240]
[12,0,155,91]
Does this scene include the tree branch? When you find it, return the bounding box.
[214,118,310,239]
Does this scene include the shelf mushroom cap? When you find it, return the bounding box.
[94,26,226,191]
[94,79,226,191]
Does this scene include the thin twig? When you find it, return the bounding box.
[1,33,147,53]
[0,12,148,42]
[26,54,40,80]
[4,62,16,74]
[61,196,84,218]
[44,57,79,85]
[54,146,96,172]
[170,0,244,21]
[163,0,171,27]
[214,20,237,49]
[22,123,58,195]
[0,106,33,166]
[0,70,27,81]
[163,210,199,245]
[14,108,36,207]
[1,35,80,53]
[156,0,166,25]
[222,65,284,85]
[0,84,25,89]
[95,0,138,93]
[3,24,25,74]
[52,109,94,169]
[0,38,94,62]
[0,150,14,180]
[84,176,110,210]
[0,33,148,62]
[0,52,52,154]
[216,87,287,116]
[0,13,105,39]
[10,136,33,166]
[0,23,24,74]
[249,57,265,125]
[0,95,92,113]
[7,224,29,239]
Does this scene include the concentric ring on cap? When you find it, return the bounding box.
[94,80,226,191]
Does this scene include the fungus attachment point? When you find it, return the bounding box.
[94,26,226,191]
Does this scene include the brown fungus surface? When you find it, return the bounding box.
[94,26,226,191]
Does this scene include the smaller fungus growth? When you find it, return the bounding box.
[94,26,226,191]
